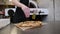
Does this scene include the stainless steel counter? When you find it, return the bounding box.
[0,21,60,34]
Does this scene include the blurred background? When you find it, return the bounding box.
[0,0,60,34]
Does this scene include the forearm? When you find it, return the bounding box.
[12,0,26,8]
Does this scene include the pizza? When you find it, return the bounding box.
[16,21,42,27]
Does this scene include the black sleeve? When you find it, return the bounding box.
[20,0,29,7]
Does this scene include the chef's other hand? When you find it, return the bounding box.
[22,6,30,18]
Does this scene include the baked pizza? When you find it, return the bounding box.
[15,21,42,27]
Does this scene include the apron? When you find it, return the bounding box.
[11,0,29,23]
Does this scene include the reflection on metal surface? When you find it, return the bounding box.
[11,27,17,34]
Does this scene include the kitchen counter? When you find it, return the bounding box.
[0,22,56,34]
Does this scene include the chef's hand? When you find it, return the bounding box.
[22,6,30,18]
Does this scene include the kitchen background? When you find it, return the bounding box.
[0,0,60,34]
